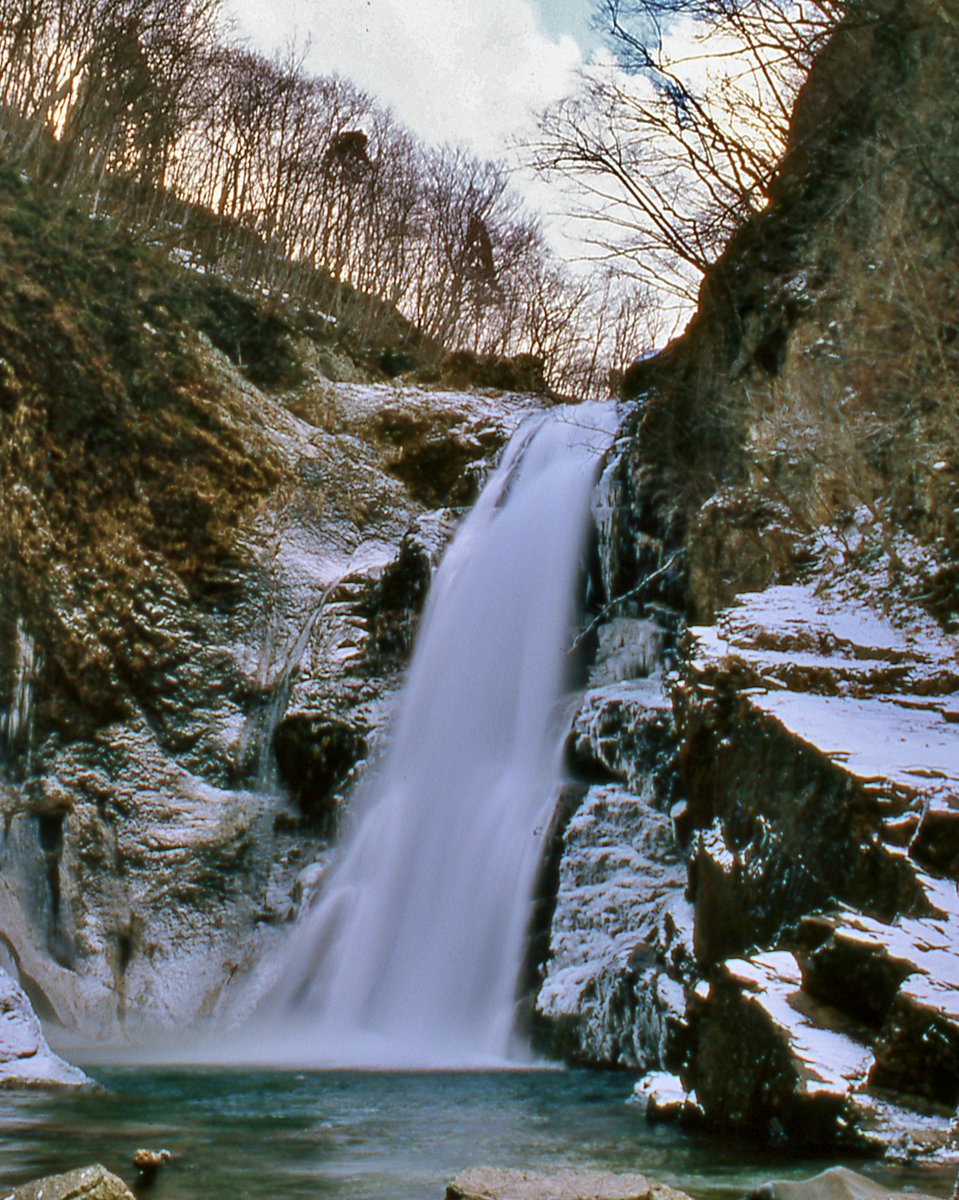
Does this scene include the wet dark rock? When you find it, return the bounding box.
[797,914,915,1029]
[360,514,457,670]
[911,800,959,877]
[687,824,751,966]
[521,781,589,1039]
[687,952,874,1145]
[871,985,959,1107]
[274,716,366,829]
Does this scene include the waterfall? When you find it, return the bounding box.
[256,401,619,1068]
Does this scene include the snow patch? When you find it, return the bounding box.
[721,953,874,1096]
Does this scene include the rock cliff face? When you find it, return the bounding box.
[534,0,959,1157]
[0,374,535,1040]
[0,180,541,1044]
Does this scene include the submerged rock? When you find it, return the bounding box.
[446,1168,691,1200]
[132,1148,171,1189]
[747,1166,941,1200]
[6,1165,133,1199]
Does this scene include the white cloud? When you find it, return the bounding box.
[222,0,583,157]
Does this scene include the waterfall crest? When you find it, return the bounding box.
[257,402,619,1068]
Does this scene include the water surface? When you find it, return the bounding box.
[0,1069,951,1200]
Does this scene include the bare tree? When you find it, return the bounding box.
[529,0,844,307]
[24,0,220,197]
[0,0,658,387]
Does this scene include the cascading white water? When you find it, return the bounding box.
[257,401,619,1068]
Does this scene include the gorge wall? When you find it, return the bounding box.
[0,180,543,1042]
[532,0,959,1157]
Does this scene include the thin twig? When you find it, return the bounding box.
[570,550,683,651]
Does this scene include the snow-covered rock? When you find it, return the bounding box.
[567,678,673,792]
[0,966,89,1089]
[690,951,874,1140]
[629,1071,699,1122]
[672,583,959,1148]
[536,780,691,1068]
[550,571,959,1152]
[535,616,693,1070]
[0,369,541,1044]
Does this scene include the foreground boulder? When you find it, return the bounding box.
[446,1168,692,1200]
[8,1165,134,1200]
[0,967,90,1089]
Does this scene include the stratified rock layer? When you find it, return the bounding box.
[676,582,959,1147]
[543,577,959,1152]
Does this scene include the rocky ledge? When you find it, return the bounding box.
[679,582,959,1151]
[538,579,959,1155]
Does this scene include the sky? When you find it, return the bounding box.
[223,0,601,158]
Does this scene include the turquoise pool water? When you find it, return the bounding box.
[0,1069,951,1200]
